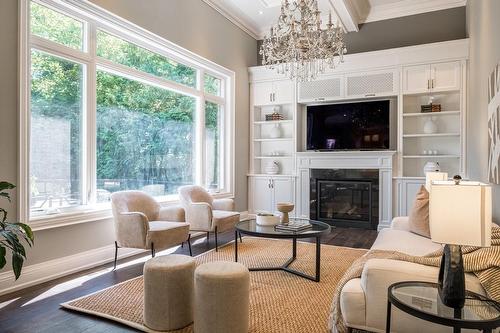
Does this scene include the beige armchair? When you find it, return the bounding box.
[111,190,191,269]
[178,185,240,251]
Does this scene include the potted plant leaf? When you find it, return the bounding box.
[0,182,34,279]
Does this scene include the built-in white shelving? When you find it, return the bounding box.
[403,155,460,159]
[403,133,460,138]
[402,110,460,117]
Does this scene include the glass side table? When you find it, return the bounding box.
[386,281,500,333]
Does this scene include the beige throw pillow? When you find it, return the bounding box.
[408,185,431,238]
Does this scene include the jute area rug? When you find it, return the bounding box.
[61,237,366,333]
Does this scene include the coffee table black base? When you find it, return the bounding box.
[234,231,321,282]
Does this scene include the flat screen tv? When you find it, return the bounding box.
[307,100,390,150]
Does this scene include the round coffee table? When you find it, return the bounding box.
[387,281,500,333]
[234,218,330,282]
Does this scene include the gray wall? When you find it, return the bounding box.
[0,0,256,268]
[466,0,500,222]
[257,7,466,65]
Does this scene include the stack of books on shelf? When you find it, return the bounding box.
[275,221,312,232]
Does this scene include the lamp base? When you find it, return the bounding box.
[438,244,465,309]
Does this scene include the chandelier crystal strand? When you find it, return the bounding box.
[260,0,347,82]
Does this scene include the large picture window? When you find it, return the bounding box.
[22,0,234,222]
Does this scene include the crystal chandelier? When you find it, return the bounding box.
[260,0,347,82]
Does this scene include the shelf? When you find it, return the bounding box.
[403,133,460,138]
[253,138,294,142]
[254,120,293,124]
[402,89,460,97]
[247,173,295,178]
[254,156,293,159]
[402,111,460,117]
[403,155,460,159]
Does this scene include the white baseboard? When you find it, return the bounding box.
[0,245,144,296]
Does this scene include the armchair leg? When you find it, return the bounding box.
[239,232,242,243]
[181,242,184,248]
[151,242,155,258]
[187,234,192,256]
[206,231,210,243]
[113,241,119,270]
[215,226,218,252]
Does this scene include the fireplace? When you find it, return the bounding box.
[310,169,379,229]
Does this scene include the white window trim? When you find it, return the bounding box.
[19,0,236,230]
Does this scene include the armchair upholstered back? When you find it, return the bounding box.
[111,190,160,221]
[178,185,213,206]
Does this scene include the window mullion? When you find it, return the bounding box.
[196,69,205,187]
[86,22,97,205]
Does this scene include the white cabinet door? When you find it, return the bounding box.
[397,179,425,216]
[250,177,272,213]
[273,80,294,104]
[252,82,274,106]
[272,177,295,207]
[403,64,431,94]
[431,61,461,92]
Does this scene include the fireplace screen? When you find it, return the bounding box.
[317,180,372,223]
[310,169,379,229]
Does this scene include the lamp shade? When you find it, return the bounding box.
[429,181,492,247]
[425,172,448,191]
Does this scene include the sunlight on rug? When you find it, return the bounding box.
[61,238,366,333]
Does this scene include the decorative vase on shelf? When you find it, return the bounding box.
[423,117,438,134]
[269,123,282,139]
[264,161,280,175]
[423,162,441,174]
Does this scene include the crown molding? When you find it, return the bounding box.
[201,0,260,40]
[362,0,467,23]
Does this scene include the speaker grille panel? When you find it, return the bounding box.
[299,78,341,101]
[347,72,394,96]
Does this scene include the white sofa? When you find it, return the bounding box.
[340,217,487,333]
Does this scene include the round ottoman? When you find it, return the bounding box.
[194,261,250,333]
[143,254,195,331]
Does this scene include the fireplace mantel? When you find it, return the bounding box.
[296,151,396,230]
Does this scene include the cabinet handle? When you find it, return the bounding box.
[269,93,272,102]
[365,93,376,97]
[273,93,276,102]
[268,179,271,189]
[427,79,430,90]
[315,97,325,101]
[431,79,434,89]
[271,180,274,189]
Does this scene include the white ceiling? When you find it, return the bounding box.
[202,0,466,39]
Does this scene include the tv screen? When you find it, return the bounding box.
[307,100,390,150]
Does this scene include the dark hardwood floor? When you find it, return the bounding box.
[0,227,377,333]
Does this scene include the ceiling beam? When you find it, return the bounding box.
[328,0,367,32]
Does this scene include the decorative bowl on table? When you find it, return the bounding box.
[276,202,294,225]
[256,213,280,226]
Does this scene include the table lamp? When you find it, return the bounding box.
[425,171,448,191]
[429,176,492,309]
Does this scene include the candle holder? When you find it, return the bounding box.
[276,202,294,225]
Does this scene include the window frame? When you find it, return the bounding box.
[19,0,235,230]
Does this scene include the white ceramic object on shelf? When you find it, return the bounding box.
[423,161,441,174]
[423,117,438,134]
[269,124,282,138]
[264,161,280,175]
[256,214,280,226]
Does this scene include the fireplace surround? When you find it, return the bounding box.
[296,151,395,231]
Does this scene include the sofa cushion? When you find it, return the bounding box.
[371,228,442,256]
[408,185,431,238]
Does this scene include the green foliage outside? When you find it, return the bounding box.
[29,2,222,205]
